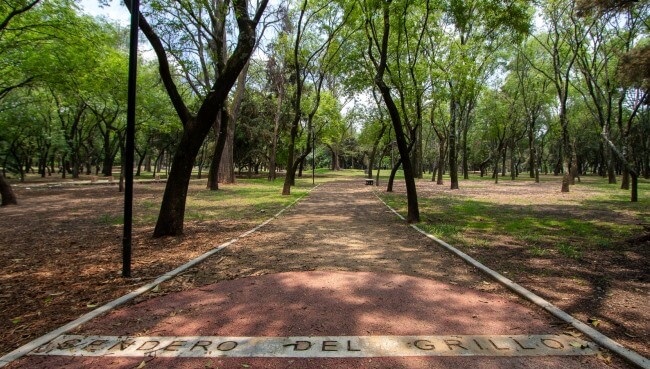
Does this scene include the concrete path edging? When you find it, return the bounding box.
[374,191,650,369]
[0,187,316,368]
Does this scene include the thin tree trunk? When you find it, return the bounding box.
[267,89,283,181]
[387,158,401,193]
[219,62,249,184]
[0,173,17,206]
[207,110,229,190]
[449,100,459,190]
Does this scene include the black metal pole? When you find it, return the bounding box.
[312,128,315,185]
[122,0,139,278]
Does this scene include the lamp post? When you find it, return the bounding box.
[122,0,139,278]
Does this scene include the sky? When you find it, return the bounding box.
[77,0,130,25]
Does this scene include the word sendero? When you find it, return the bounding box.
[31,334,597,358]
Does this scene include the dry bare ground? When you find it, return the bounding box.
[0,175,647,368]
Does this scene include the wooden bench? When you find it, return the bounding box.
[365,178,374,185]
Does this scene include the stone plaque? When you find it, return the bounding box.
[31,334,597,358]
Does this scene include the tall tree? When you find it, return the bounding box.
[282,0,352,195]
[527,0,591,192]
[442,0,531,188]
[123,0,269,236]
[364,0,420,222]
[0,0,83,204]
[511,47,552,182]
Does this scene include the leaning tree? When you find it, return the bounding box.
[122,0,269,236]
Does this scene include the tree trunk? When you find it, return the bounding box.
[267,88,283,181]
[387,158,401,193]
[368,123,388,180]
[501,147,507,177]
[153,128,202,236]
[436,140,446,185]
[207,110,229,190]
[0,173,17,206]
[367,1,419,222]
[218,125,235,183]
[298,156,304,177]
[282,126,299,195]
[494,149,500,184]
[559,108,571,192]
[333,150,340,170]
[529,126,536,178]
[138,0,267,236]
[510,142,516,181]
[621,167,629,190]
[219,62,249,185]
[570,143,580,184]
[462,122,469,180]
[449,100,459,190]
[136,152,146,176]
[412,124,423,179]
[102,130,114,177]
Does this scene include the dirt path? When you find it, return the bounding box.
[171,179,501,289]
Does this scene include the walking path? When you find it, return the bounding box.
[5,180,634,368]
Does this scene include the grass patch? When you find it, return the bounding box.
[377,174,647,255]
[130,172,347,226]
[97,213,123,225]
[183,178,310,223]
[557,243,582,259]
[529,245,548,257]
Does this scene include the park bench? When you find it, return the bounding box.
[365,178,374,185]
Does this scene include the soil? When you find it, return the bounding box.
[0,176,647,367]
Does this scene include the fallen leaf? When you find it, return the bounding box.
[569,341,589,349]
[563,331,583,338]
[597,352,612,364]
[152,285,160,293]
[587,317,601,327]
[136,360,146,369]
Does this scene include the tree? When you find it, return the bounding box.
[122,0,269,236]
[364,0,420,223]
[0,0,84,204]
[527,0,591,192]
[441,0,531,188]
[208,7,279,189]
[282,0,353,196]
[576,0,649,201]
[511,48,552,182]
[357,97,388,180]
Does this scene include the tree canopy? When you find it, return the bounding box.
[1,0,648,223]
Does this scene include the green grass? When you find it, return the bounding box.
[97,213,123,225]
[379,174,648,260]
[131,171,340,226]
[557,242,582,259]
[182,178,311,223]
[529,245,548,257]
